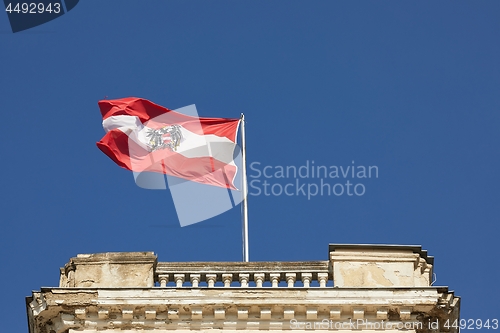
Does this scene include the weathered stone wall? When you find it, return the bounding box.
[329,245,433,287]
[59,252,157,288]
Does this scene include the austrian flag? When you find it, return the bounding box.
[96,97,241,189]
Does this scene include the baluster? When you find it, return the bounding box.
[239,274,249,287]
[174,274,185,288]
[286,273,296,287]
[270,273,280,288]
[222,274,232,288]
[254,273,265,288]
[158,274,169,288]
[206,274,217,288]
[190,274,200,288]
[318,273,328,288]
[301,273,312,288]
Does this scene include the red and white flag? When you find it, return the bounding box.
[97,97,240,189]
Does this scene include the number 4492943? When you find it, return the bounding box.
[5,3,61,14]
[445,319,498,330]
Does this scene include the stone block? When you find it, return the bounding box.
[60,252,157,288]
[329,244,433,288]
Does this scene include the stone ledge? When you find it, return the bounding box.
[27,287,459,333]
[71,252,157,265]
[329,244,434,265]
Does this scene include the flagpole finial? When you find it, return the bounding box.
[240,113,245,120]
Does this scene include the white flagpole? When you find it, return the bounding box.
[240,113,249,262]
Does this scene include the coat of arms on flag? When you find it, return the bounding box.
[146,125,183,152]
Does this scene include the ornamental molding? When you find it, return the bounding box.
[28,287,459,333]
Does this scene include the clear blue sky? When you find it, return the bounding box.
[1,1,499,331]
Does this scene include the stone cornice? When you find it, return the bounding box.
[27,287,459,333]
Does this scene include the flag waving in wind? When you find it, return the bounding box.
[97,97,241,189]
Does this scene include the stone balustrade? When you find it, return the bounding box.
[58,244,434,289]
[155,261,331,288]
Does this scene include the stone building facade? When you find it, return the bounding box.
[26,244,460,333]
